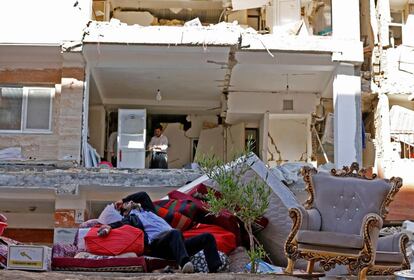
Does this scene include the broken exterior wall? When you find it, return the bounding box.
[0,51,85,162]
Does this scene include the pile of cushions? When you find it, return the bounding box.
[52,185,268,272]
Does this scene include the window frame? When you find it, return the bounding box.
[0,86,54,134]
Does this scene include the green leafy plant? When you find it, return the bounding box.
[197,141,271,273]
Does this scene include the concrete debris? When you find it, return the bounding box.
[0,147,25,161]
[372,46,414,97]
[83,19,249,46]
[380,226,402,236]
[269,163,311,189]
[269,162,334,192]
[228,247,250,273]
[0,164,202,189]
[184,17,202,27]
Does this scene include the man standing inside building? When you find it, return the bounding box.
[148,124,168,169]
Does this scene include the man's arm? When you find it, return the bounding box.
[157,135,168,151]
[121,192,156,212]
[108,216,132,229]
[147,136,155,150]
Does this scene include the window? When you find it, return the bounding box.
[0,86,54,133]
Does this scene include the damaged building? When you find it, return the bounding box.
[0,0,412,257]
[360,0,414,221]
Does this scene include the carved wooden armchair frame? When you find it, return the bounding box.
[284,163,403,280]
[365,233,410,276]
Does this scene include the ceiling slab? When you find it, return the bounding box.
[230,52,335,93]
[85,44,230,113]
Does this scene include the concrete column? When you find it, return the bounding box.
[58,51,85,162]
[260,112,269,162]
[332,0,360,40]
[333,63,362,168]
[54,191,87,244]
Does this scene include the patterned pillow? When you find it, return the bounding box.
[154,205,193,231]
[156,199,199,221]
[52,243,79,258]
[190,250,229,273]
[74,252,138,259]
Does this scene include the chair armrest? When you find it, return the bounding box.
[378,232,408,252]
[284,206,321,259]
[378,232,410,269]
[294,206,322,231]
[358,213,383,266]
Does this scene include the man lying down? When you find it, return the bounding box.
[98,191,223,273]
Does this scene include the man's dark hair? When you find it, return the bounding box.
[154,124,163,130]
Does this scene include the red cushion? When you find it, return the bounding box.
[85,225,144,256]
[187,183,209,196]
[183,223,237,254]
[154,206,193,231]
[202,210,241,245]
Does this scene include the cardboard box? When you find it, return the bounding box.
[7,245,51,271]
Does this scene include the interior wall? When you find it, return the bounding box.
[267,116,309,165]
[88,105,106,157]
[227,92,319,115]
[185,115,218,139]
[226,122,245,161]
[195,126,225,161]
[162,123,191,168]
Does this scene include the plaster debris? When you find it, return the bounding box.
[372,46,414,97]
[83,19,246,46]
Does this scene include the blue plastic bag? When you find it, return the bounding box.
[245,260,283,273]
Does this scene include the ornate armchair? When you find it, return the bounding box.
[367,232,410,275]
[284,163,403,280]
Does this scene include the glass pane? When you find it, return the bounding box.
[0,87,23,130]
[26,88,52,130]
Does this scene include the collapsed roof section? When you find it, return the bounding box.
[83,19,243,46]
[82,19,363,63]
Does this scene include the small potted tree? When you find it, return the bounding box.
[197,144,270,273]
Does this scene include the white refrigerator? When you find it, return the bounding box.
[117,109,146,168]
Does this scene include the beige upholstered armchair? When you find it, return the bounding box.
[284,163,403,280]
